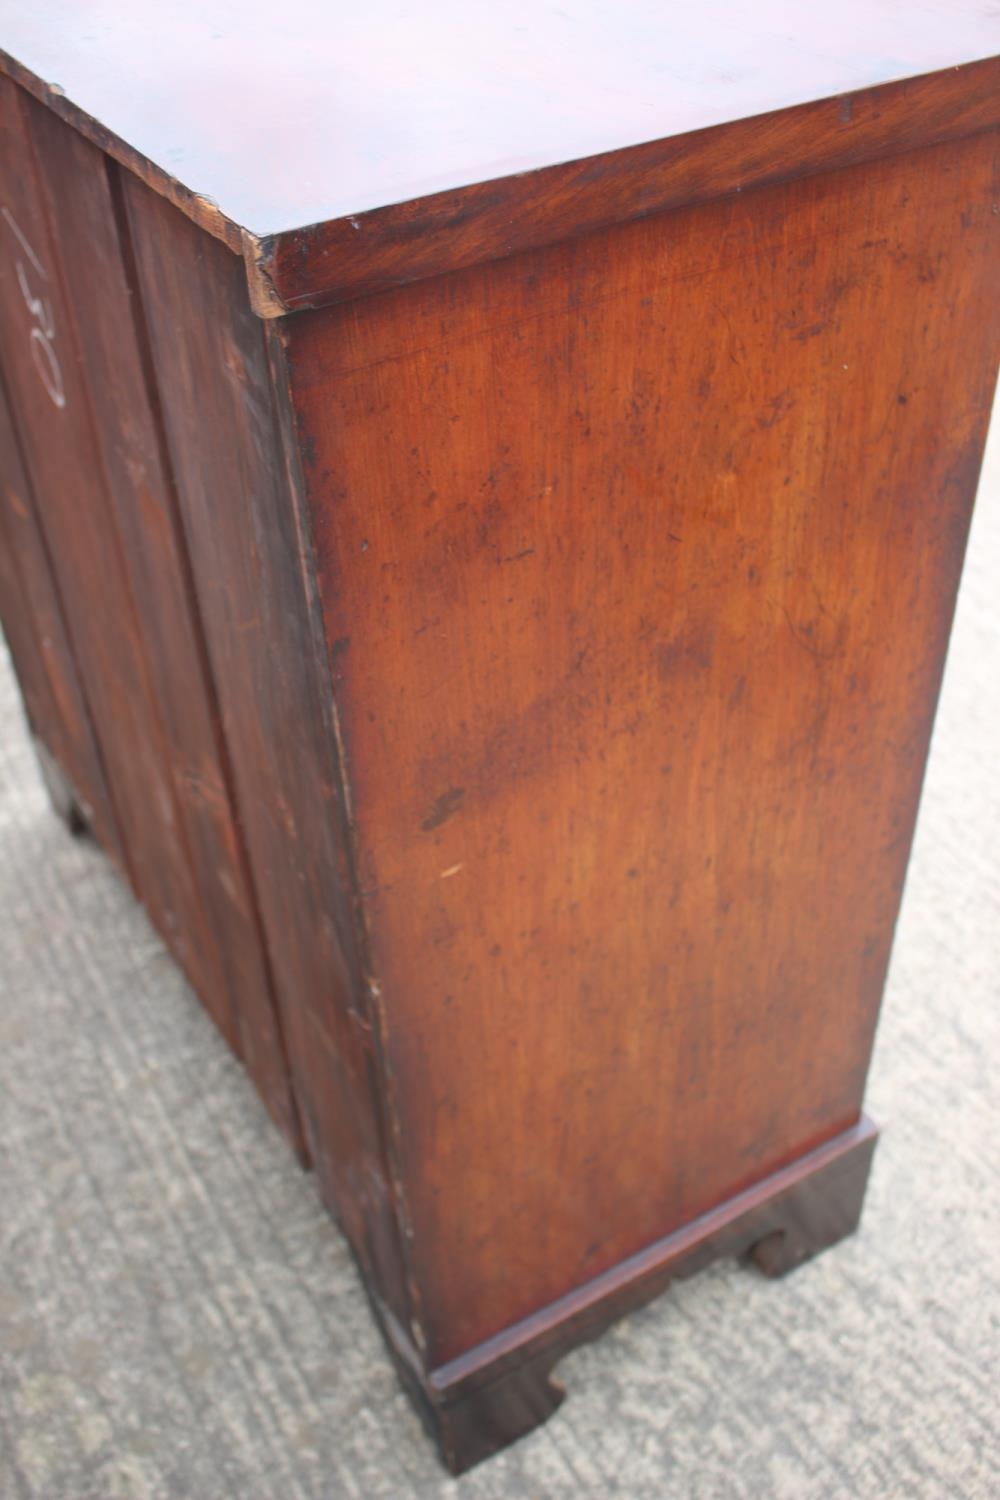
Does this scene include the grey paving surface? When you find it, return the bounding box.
[1,417,998,1498]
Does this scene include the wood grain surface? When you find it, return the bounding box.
[288,128,1000,1364]
[120,177,413,1327]
[0,73,229,1009]
[15,94,302,1151]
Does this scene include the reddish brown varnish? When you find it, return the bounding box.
[287,128,1000,1368]
[0,74,303,1151]
[0,11,998,1474]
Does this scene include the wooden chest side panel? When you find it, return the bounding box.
[289,130,1000,1363]
[121,176,413,1326]
[0,370,120,856]
[18,94,302,1152]
[0,74,231,1010]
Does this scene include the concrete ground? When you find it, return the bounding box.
[1,416,997,1499]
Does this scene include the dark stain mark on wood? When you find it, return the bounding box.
[422,787,466,832]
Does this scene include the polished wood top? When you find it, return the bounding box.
[1,2,996,238]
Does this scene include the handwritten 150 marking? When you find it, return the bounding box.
[2,205,66,410]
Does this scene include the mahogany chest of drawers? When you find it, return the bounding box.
[1,3,997,1472]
